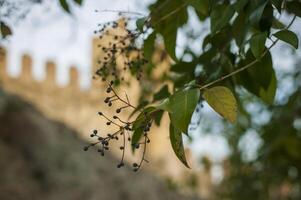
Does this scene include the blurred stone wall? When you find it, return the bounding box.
[0,34,212,197]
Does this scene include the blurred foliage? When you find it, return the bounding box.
[127,0,301,198]
[128,0,300,171]
[218,69,301,199]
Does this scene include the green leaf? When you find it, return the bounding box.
[169,88,200,133]
[74,0,83,5]
[188,0,209,16]
[169,123,190,168]
[250,32,267,58]
[250,2,267,26]
[154,110,164,126]
[286,1,301,17]
[171,61,195,74]
[163,26,178,61]
[60,0,70,13]
[156,98,171,112]
[131,107,156,152]
[211,4,235,33]
[143,32,156,61]
[239,50,277,104]
[136,17,146,32]
[273,30,299,49]
[259,72,277,104]
[272,18,285,29]
[271,0,283,13]
[232,13,248,47]
[153,85,170,102]
[259,3,273,32]
[235,0,248,12]
[132,107,156,130]
[0,21,12,38]
[203,86,238,123]
[150,0,188,61]
[244,50,273,90]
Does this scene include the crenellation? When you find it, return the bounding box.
[0,47,7,82]
[45,61,57,87]
[68,66,79,89]
[20,54,33,83]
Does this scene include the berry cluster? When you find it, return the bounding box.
[84,81,153,172]
[93,13,149,83]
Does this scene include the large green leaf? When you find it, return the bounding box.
[250,32,267,58]
[273,30,299,49]
[169,123,190,168]
[155,98,171,112]
[203,86,237,123]
[169,88,200,134]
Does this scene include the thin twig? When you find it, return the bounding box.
[95,9,146,17]
[109,86,137,109]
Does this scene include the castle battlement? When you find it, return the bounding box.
[0,50,84,91]
[0,39,170,164]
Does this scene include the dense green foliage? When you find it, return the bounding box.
[131,0,300,169]
[128,0,301,198]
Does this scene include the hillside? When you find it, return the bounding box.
[0,89,198,200]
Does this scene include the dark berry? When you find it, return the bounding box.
[104,97,110,103]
